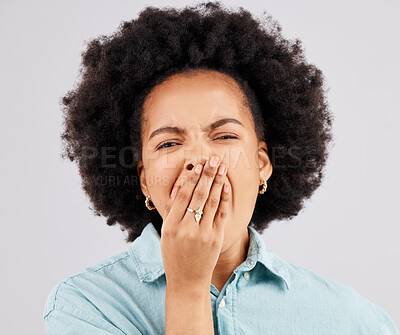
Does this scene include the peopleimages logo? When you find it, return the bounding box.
[80,144,319,187]
[80,146,141,168]
[80,145,318,168]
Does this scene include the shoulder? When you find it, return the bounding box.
[286,262,399,334]
[43,246,162,334]
[43,249,132,319]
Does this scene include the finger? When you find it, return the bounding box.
[163,161,191,219]
[184,155,220,225]
[168,162,202,223]
[213,179,231,233]
[163,185,180,219]
[163,161,194,218]
[168,161,194,197]
[196,162,227,230]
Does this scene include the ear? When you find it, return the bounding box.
[136,160,148,197]
[258,141,273,181]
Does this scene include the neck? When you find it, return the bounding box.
[211,227,250,292]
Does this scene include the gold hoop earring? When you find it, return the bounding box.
[258,178,268,194]
[145,195,156,210]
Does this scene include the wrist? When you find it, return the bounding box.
[166,280,210,297]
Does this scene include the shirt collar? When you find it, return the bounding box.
[128,222,291,290]
[237,225,291,290]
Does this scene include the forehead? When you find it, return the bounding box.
[142,71,252,137]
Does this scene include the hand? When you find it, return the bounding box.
[160,155,231,290]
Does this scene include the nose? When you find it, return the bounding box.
[185,157,210,171]
[184,146,215,171]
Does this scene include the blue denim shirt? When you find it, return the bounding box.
[43,221,399,334]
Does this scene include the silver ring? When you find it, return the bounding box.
[186,207,203,223]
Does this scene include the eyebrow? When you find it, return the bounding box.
[148,118,244,141]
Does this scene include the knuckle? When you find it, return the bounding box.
[182,173,193,184]
[199,234,210,245]
[177,190,190,202]
[221,190,229,201]
[186,231,196,241]
[163,202,171,214]
[194,189,207,201]
[203,168,215,179]
[206,196,219,209]
[216,209,227,220]
[210,238,219,249]
[189,174,198,186]
[221,192,230,201]
[213,177,224,186]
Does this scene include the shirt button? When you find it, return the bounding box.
[244,272,250,280]
[219,299,226,308]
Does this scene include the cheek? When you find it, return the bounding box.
[146,164,174,198]
[226,163,259,204]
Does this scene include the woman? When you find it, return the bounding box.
[43,2,399,334]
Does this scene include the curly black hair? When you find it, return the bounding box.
[60,1,334,243]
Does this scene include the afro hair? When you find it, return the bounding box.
[60,1,334,242]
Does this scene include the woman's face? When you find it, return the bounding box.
[137,70,272,253]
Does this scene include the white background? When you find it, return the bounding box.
[0,0,399,333]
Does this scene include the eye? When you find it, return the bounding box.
[156,135,238,150]
[216,135,238,140]
[156,141,177,150]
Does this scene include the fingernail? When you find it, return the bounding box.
[223,183,230,193]
[218,164,226,175]
[195,164,203,174]
[170,186,178,198]
[210,155,218,167]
